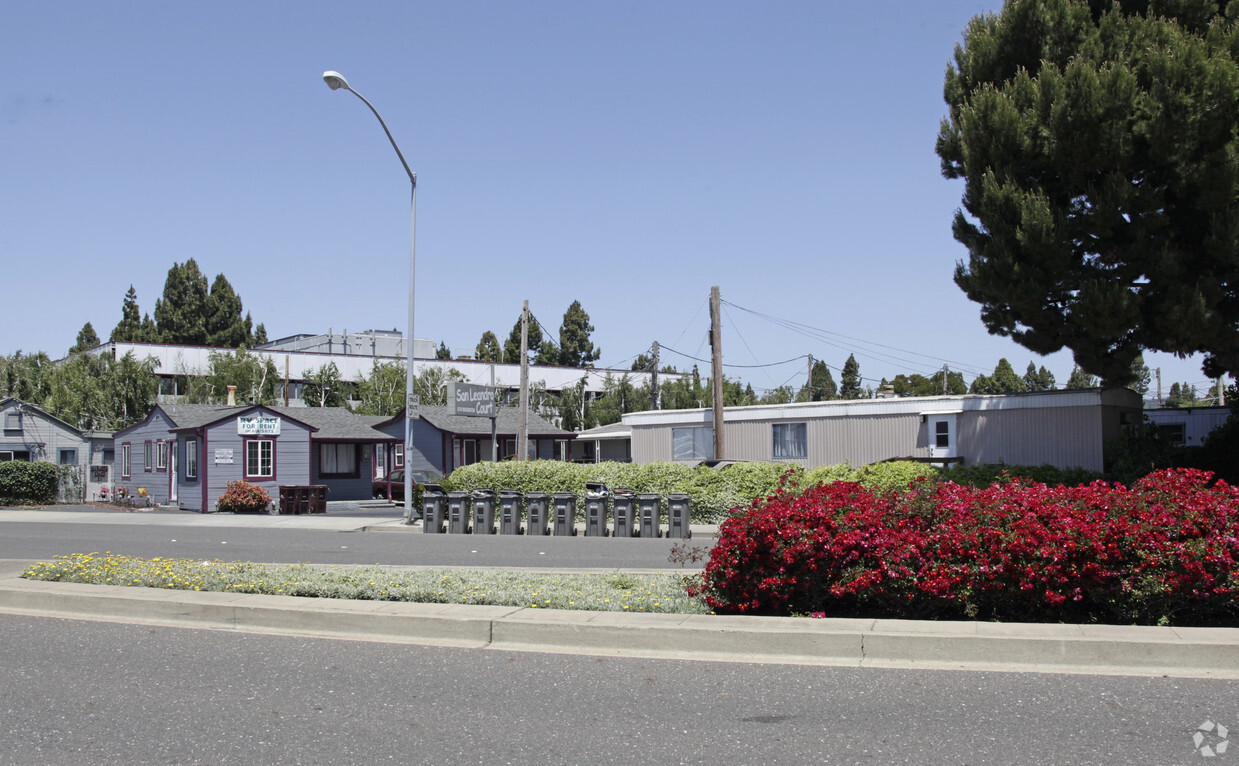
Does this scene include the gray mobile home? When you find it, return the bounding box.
[624,388,1142,473]
[0,397,113,502]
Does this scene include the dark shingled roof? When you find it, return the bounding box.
[382,405,573,438]
[160,404,393,441]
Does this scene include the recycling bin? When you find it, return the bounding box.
[667,492,692,539]
[552,492,578,536]
[525,492,550,536]
[447,491,472,534]
[584,482,609,537]
[612,489,636,537]
[498,489,523,535]
[637,493,662,538]
[471,489,496,534]
[421,484,446,533]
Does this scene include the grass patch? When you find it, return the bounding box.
[22,554,711,614]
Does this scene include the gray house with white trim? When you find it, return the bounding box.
[1,398,114,502]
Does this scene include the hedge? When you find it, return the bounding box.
[0,461,60,506]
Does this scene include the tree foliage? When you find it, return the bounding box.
[301,361,348,408]
[839,354,863,399]
[1066,365,1099,389]
[204,274,249,348]
[153,259,210,345]
[556,300,601,367]
[111,285,145,342]
[475,331,502,362]
[970,358,1026,394]
[798,360,837,401]
[70,323,100,354]
[354,361,406,416]
[938,0,1239,384]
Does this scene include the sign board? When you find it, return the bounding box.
[214,448,234,465]
[90,465,109,482]
[447,381,497,418]
[406,393,420,418]
[237,416,280,436]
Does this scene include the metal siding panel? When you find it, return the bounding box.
[962,408,1103,471]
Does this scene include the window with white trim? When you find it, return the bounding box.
[144,441,153,472]
[319,443,356,476]
[672,427,714,461]
[772,422,807,459]
[186,439,198,479]
[394,443,404,468]
[121,443,132,479]
[246,439,274,479]
[156,441,167,471]
[935,421,950,448]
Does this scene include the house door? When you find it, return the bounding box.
[928,413,958,463]
[169,447,178,502]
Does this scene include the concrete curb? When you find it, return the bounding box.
[2,561,1238,678]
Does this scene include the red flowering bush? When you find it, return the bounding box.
[693,468,1239,626]
[217,480,272,514]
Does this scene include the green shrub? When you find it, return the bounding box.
[854,461,940,492]
[216,480,272,513]
[938,463,1104,488]
[0,461,59,506]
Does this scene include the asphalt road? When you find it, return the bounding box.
[2,612,1235,765]
[0,510,712,570]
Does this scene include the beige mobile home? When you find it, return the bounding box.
[624,388,1142,473]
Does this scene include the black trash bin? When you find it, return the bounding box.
[499,489,523,535]
[667,492,692,539]
[421,483,446,533]
[612,489,636,537]
[637,493,662,538]
[472,488,496,535]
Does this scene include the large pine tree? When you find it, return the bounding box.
[839,354,863,399]
[111,285,144,342]
[204,274,249,348]
[556,300,601,367]
[153,259,210,345]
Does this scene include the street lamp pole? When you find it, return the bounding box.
[323,70,419,523]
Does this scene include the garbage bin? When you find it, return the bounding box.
[667,492,692,539]
[612,489,636,537]
[525,492,550,536]
[472,488,496,535]
[584,482,609,537]
[309,485,329,514]
[447,491,472,534]
[637,493,662,538]
[422,484,446,533]
[499,489,523,535]
[552,492,577,536]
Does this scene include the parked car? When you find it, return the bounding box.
[372,469,441,502]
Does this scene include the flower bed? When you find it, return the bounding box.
[693,469,1239,626]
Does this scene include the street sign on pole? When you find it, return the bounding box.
[406,394,420,418]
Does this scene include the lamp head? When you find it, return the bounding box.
[323,71,350,91]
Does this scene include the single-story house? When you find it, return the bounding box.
[1,397,114,502]
[111,403,396,512]
[570,421,632,463]
[373,405,575,477]
[622,388,1144,473]
[1143,406,1231,447]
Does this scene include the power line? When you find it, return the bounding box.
[659,343,808,369]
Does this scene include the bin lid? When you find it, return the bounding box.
[471,488,496,497]
[499,488,522,495]
[585,482,608,492]
[612,488,635,496]
[422,483,446,494]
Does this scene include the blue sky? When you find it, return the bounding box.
[1,1,1219,399]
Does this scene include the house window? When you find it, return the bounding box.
[772,422,807,459]
[462,439,479,465]
[121,443,132,479]
[394,443,404,468]
[935,421,950,448]
[4,412,20,431]
[319,443,357,476]
[1156,423,1187,446]
[672,427,714,461]
[59,449,78,465]
[144,440,153,472]
[186,440,198,479]
[156,441,167,471]
[245,439,274,479]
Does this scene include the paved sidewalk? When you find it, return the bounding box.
[2,559,1238,679]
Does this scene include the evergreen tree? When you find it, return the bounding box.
[70,322,100,354]
[252,323,268,345]
[761,385,795,404]
[971,359,1025,394]
[1165,381,1199,408]
[139,314,157,342]
[1130,354,1152,396]
[475,331,502,362]
[204,274,248,348]
[798,360,837,401]
[1022,362,1056,392]
[839,354,863,399]
[557,300,601,368]
[153,259,210,344]
[435,342,452,360]
[111,285,143,342]
[504,314,544,365]
[939,0,1239,383]
[1066,366,1098,389]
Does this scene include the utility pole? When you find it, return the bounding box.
[710,286,724,460]
[807,354,814,401]
[943,364,949,395]
[518,301,529,461]
[650,341,660,410]
[1218,377,1226,407]
[1156,367,1163,405]
[490,362,498,462]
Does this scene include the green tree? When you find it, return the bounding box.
[436,342,452,360]
[204,274,249,348]
[202,349,280,405]
[839,354,863,400]
[413,366,467,407]
[153,259,210,344]
[475,332,502,363]
[504,314,544,365]
[70,322,100,354]
[1165,381,1199,408]
[798,360,837,401]
[938,0,1239,384]
[557,300,601,368]
[556,376,588,432]
[252,323,268,345]
[0,351,56,404]
[301,361,347,407]
[109,352,160,425]
[761,385,795,404]
[1066,365,1098,390]
[1022,362,1056,392]
[1130,354,1152,396]
[111,285,144,342]
[353,361,405,416]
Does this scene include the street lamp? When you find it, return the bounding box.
[323,70,419,523]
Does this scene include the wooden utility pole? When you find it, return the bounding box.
[710,286,724,460]
[284,355,290,406]
[807,354,814,400]
[518,301,530,461]
[650,341,660,410]
[1156,368,1163,405]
